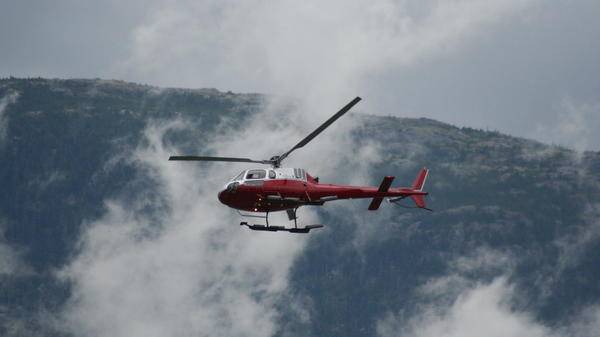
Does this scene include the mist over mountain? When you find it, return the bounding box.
[1,78,599,336]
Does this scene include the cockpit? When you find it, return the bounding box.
[220,168,308,200]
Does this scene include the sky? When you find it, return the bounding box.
[1,0,600,150]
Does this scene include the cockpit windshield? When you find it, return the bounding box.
[232,171,245,181]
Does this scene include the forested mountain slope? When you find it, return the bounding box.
[1,78,598,337]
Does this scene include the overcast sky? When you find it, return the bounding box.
[1,0,599,150]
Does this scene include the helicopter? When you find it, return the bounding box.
[169,97,430,233]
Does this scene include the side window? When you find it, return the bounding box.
[294,168,306,180]
[268,170,276,179]
[246,169,266,180]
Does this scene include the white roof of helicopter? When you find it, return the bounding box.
[230,167,307,182]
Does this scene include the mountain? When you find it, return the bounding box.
[1,78,599,337]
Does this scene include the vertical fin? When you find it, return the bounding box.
[411,168,429,191]
[411,195,426,208]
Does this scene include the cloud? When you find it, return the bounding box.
[379,278,600,337]
[0,241,28,276]
[117,0,536,103]
[0,91,19,143]
[414,246,515,303]
[379,278,551,337]
[559,306,600,337]
[553,202,600,277]
[56,99,383,336]
[377,248,600,337]
[56,119,309,337]
[534,98,600,152]
[0,244,23,275]
[450,246,516,275]
[0,219,31,276]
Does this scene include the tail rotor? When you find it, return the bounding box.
[388,168,432,211]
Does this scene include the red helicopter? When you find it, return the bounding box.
[169,97,430,233]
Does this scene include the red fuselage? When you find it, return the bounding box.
[217,172,426,213]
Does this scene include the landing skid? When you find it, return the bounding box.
[239,207,324,233]
[240,222,324,233]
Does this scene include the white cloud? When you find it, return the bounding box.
[56,119,309,337]
[378,278,550,337]
[0,241,27,276]
[0,220,31,276]
[415,247,515,303]
[450,246,516,274]
[377,249,600,337]
[558,306,600,337]
[0,91,19,142]
[56,100,383,336]
[535,98,600,152]
[379,278,600,337]
[553,203,600,277]
[116,0,536,106]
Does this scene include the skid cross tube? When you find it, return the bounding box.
[239,207,323,233]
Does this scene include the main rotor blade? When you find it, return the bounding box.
[278,96,361,163]
[168,156,270,164]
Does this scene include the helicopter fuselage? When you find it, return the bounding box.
[217,167,427,213]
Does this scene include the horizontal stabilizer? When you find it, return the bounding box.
[368,198,384,211]
[369,176,394,210]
